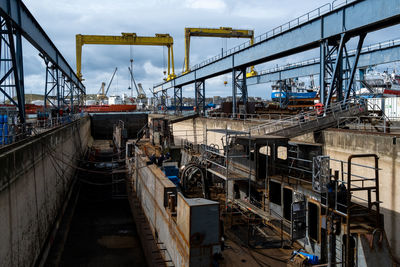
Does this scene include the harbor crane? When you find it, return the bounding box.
[184,27,257,77]
[97,67,117,103]
[76,33,176,81]
[128,60,146,100]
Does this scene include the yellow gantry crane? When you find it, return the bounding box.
[76,32,176,81]
[184,27,257,77]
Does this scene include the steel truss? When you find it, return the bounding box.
[194,80,205,114]
[0,16,25,122]
[232,67,247,116]
[321,33,366,108]
[173,86,182,113]
[161,90,167,109]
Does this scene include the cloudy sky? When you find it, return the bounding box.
[18,0,400,100]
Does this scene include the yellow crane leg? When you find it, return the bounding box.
[167,44,176,81]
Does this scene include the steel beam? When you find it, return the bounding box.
[0,0,85,93]
[154,0,400,93]
[173,86,182,113]
[245,38,400,86]
[344,34,366,104]
[194,80,205,114]
[232,68,248,115]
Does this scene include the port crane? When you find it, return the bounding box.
[76,33,176,81]
[184,27,257,77]
[97,67,117,103]
[128,60,146,100]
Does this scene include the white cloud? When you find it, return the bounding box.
[185,0,226,10]
[143,61,164,77]
[13,0,400,101]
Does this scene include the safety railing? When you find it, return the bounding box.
[189,0,358,72]
[255,37,400,78]
[0,112,86,148]
[250,98,367,135]
[207,112,293,122]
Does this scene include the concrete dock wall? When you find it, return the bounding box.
[0,116,91,266]
[322,129,400,256]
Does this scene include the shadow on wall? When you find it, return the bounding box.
[90,113,148,140]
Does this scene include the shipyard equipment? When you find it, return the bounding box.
[76,33,176,81]
[183,27,257,77]
[97,67,117,103]
[128,61,146,100]
[155,0,400,115]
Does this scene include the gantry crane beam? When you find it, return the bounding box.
[76,32,176,81]
[184,27,257,76]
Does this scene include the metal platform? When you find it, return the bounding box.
[207,165,249,181]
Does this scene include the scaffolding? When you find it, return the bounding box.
[203,127,252,211]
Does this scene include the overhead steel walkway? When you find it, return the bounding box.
[246,38,400,85]
[154,0,400,115]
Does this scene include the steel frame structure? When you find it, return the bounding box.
[232,67,248,116]
[0,0,85,123]
[173,86,182,113]
[246,38,400,86]
[154,0,400,113]
[0,17,25,122]
[194,80,205,114]
[76,33,176,81]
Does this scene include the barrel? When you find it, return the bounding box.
[0,123,3,145]
[3,124,8,144]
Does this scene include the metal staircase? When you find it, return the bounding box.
[250,100,368,138]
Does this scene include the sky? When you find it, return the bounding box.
[17,0,400,100]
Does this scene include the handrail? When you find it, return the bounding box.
[250,98,367,134]
[255,38,400,78]
[187,1,360,73]
[0,112,87,147]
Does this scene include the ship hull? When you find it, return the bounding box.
[83,104,137,113]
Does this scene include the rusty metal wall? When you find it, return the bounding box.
[129,149,219,267]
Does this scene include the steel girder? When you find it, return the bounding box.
[161,90,167,109]
[0,0,84,93]
[322,33,366,107]
[194,80,205,114]
[245,38,400,86]
[173,86,182,113]
[0,17,25,122]
[232,68,247,116]
[154,0,400,93]
[44,59,59,111]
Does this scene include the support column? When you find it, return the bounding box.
[173,86,183,114]
[319,40,327,104]
[232,69,237,117]
[343,34,366,103]
[161,90,167,110]
[325,33,347,108]
[195,80,205,115]
[44,60,59,110]
[232,68,248,116]
[0,19,26,123]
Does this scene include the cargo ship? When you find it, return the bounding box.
[83,104,137,113]
[84,95,137,113]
